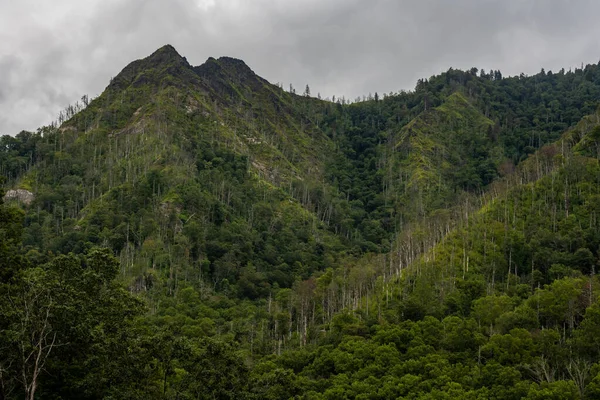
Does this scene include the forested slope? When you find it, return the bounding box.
[1,45,600,398]
[239,105,600,400]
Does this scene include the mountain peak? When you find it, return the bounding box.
[107,44,192,91]
[155,44,178,54]
[147,44,186,64]
[193,55,261,88]
[216,56,254,74]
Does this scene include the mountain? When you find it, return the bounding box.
[1,45,600,398]
[6,45,352,296]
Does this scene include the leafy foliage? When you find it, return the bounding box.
[2,45,600,398]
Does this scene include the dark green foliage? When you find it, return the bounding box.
[3,46,600,398]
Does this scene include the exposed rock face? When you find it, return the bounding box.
[3,189,34,205]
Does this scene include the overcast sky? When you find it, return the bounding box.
[1,0,599,134]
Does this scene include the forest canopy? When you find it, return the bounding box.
[2,45,600,398]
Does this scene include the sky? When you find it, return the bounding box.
[1,0,599,135]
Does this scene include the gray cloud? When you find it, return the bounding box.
[1,0,599,134]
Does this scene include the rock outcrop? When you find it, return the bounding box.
[3,189,34,205]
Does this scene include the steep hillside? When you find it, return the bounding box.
[7,45,350,298]
[232,108,600,400]
[386,92,497,217]
[316,62,600,248]
[2,45,600,398]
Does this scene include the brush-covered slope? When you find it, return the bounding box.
[387,91,498,216]
[3,46,600,304]
[11,45,348,297]
[68,44,332,184]
[314,92,500,250]
[317,63,600,248]
[388,105,600,316]
[235,109,600,400]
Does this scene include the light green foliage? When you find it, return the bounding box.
[390,92,496,217]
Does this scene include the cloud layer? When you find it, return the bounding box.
[1,0,599,134]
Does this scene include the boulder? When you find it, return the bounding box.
[3,189,34,205]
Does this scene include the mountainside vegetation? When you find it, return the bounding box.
[1,45,600,398]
